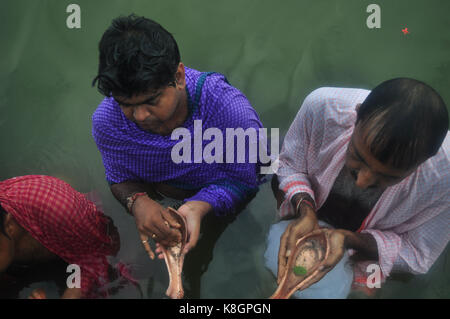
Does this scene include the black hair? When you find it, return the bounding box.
[92,14,181,98]
[0,204,8,237]
[356,78,449,170]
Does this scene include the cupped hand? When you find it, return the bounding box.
[154,201,211,259]
[177,201,211,254]
[133,195,182,251]
[277,208,319,284]
[297,228,348,290]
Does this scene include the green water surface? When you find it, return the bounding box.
[0,0,449,298]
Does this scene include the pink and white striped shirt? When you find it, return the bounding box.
[277,87,450,282]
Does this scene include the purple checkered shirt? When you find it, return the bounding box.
[92,67,265,215]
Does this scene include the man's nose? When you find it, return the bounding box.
[355,167,377,189]
[133,106,150,122]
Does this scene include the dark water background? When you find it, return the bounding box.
[0,0,449,298]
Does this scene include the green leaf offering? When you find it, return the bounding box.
[293,266,308,276]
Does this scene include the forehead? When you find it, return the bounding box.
[114,88,163,106]
[350,125,411,177]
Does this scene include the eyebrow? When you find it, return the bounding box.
[350,139,402,180]
[115,92,162,107]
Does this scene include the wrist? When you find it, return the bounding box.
[342,230,357,249]
[183,200,212,217]
[127,192,148,215]
[292,193,316,218]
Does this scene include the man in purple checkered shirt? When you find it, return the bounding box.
[91,15,264,256]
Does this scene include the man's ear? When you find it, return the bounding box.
[175,62,186,89]
[4,213,21,240]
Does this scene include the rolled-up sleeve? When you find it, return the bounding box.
[362,200,450,277]
[277,93,318,218]
[185,179,258,216]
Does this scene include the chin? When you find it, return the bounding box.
[143,126,172,136]
[158,129,175,136]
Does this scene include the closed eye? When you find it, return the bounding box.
[349,139,404,182]
[115,92,162,107]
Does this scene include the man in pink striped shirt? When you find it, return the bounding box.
[264,78,449,298]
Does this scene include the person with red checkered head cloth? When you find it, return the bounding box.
[0,175,121,298]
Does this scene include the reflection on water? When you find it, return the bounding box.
[2,182,449,299]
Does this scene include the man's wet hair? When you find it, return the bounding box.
[356,78,448,170]
[92,14,181,98]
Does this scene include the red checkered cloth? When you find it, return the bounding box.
[0,175,120,298]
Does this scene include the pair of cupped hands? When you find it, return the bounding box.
[278,203,352,289]
[132,195,210,260]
